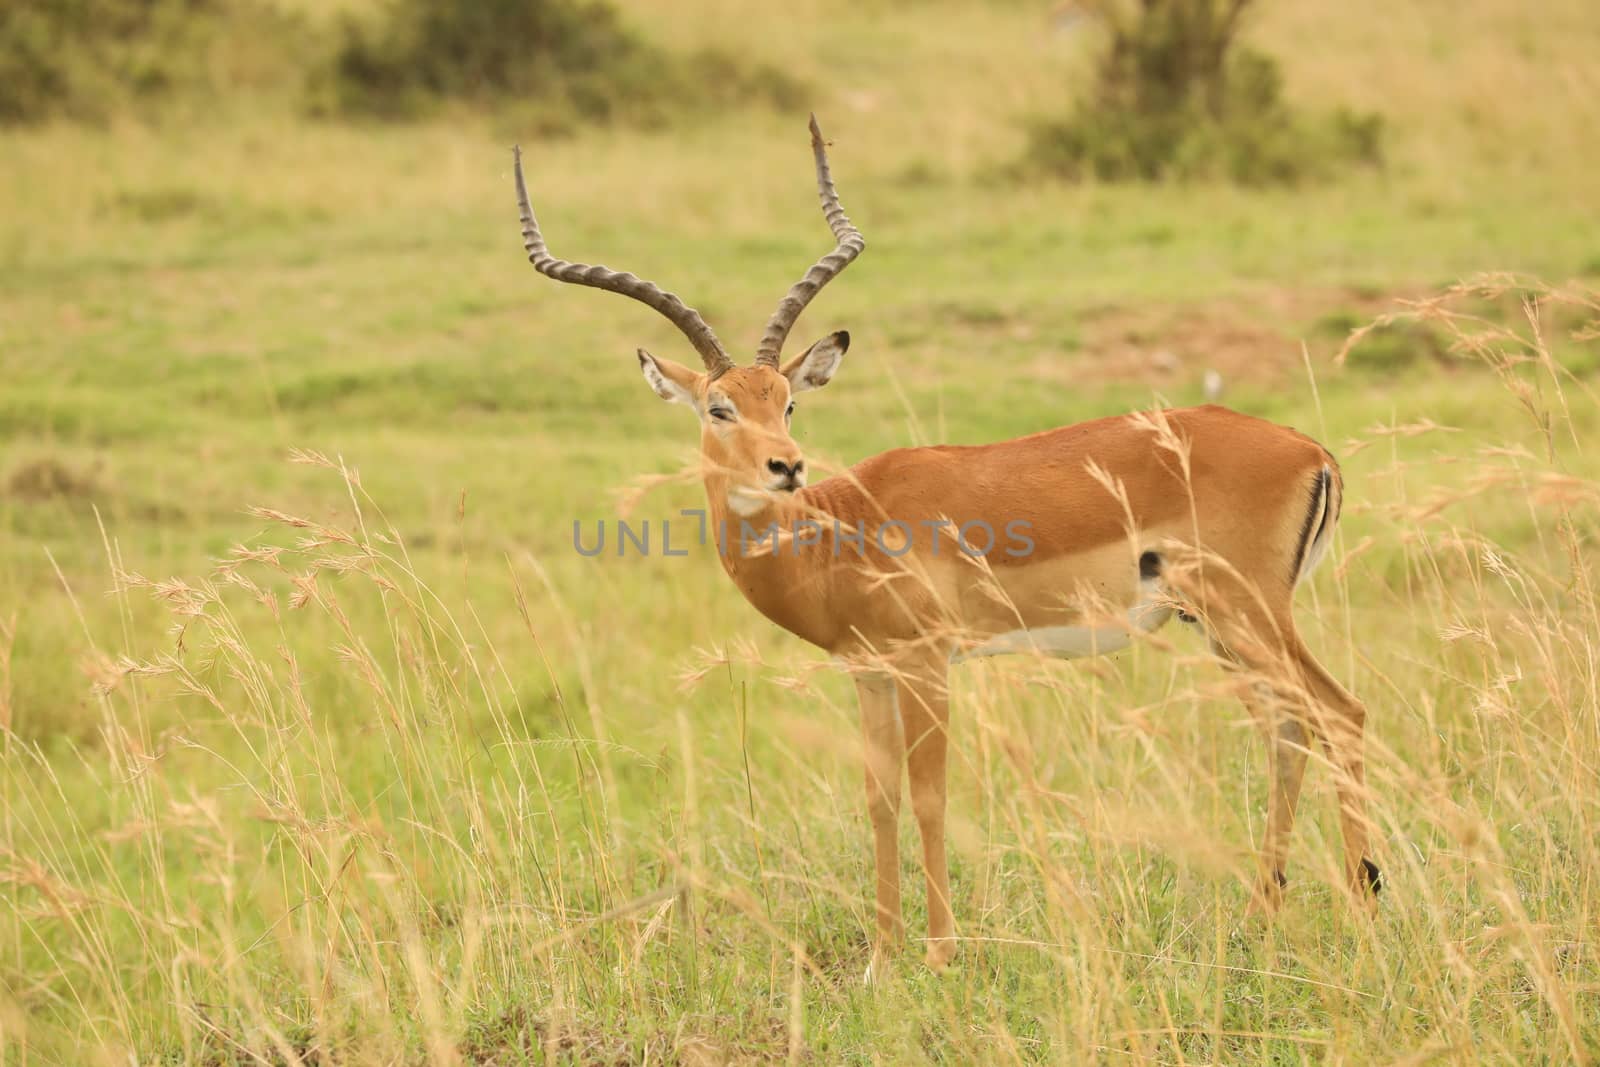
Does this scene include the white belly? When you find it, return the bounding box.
[953,598,1173,663]
[955,624,1131,661]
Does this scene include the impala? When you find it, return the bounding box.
[511,117,1379,978]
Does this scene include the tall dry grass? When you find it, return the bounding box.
[2,279,1598,1062]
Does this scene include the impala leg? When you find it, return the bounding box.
[1252,695,1311,914]
[855,672,904,981]
[1214,637,1309,914]
[1293,641,1380,910]
[898,662,956,972]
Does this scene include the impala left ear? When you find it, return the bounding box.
[781,330,849,393]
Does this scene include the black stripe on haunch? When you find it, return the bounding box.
[1288,468,1331,584]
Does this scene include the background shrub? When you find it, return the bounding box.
[0,0,804,129]
[318,0,806,126]
[0,0,295,124]
[1022,0,1383,184]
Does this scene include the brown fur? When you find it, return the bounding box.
[651,357,1377,977]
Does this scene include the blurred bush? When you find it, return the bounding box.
[1021,0,1383,185]
[315,0,807,128]
[1317,311,1446,373]
[0,0,297,124]
[0,0,804,130]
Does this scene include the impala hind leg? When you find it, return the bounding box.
[898,661,956,971]
[855,673,904,982]
[1253,698,1312,914]
[1291,639,1380,910]
[1214,624,1379,914]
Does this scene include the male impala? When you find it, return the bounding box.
[512,117,1379,978]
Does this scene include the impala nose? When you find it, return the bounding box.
[766,458,805,490]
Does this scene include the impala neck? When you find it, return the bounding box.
[700,467,843,650]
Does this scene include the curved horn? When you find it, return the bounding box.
[513,146,734,376]
[753,115,866,368]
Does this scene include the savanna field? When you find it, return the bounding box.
[3,0,1600,1062]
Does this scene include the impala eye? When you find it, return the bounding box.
[785,402,795,420]
[709,407,735,423]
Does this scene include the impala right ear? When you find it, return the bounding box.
[638,348,698,406]
[782,331,849,393]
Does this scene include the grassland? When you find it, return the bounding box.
[2,0,1599,1062]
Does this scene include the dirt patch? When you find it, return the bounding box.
[1046,284,1431,392]
[5,457,104,502]
[1076,306,1295,387]
[3,456,189,521]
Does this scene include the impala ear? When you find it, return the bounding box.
[781,331,849,393]
[638,348,698,406]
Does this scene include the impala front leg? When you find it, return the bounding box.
[856,673,904,982]
[899,660,956,971]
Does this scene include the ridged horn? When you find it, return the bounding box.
[753,115,866,368]
[513,145,734,376]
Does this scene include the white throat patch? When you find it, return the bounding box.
[727,487,769,518]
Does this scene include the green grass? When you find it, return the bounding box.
[3,0,1600,1062]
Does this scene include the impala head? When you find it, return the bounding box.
[513,115,864,515]
[636,333,849,509]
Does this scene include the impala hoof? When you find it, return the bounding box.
[863,949,894,987]
[1247,870,1286,916]
[925,938,958,973]
[1354,858,1382,915]
[1360,858,1382,895]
